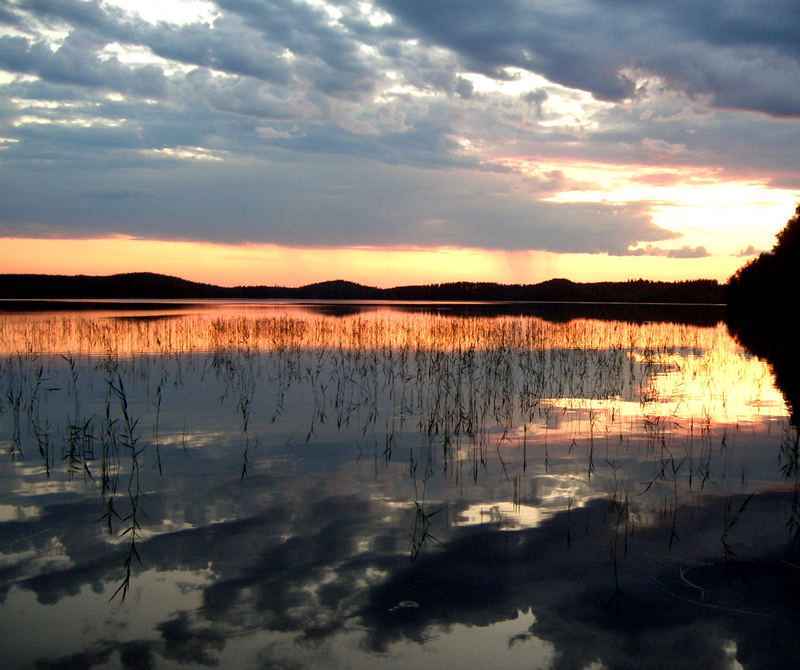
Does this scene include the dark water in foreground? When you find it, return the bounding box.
[0,302,798,669]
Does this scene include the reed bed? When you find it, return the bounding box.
[0,306,796,597]
[0,309,739,356]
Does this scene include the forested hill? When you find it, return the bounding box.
[383,278,724,303]
[726,204,800,423]
[0,272,233,299]
[727,203,800,315]
[0,272,726,303]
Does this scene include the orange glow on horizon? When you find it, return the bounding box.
[1,235,746,287]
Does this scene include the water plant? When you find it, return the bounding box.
[0,304,796,603]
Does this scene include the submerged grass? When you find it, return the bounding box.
[0,307,796,595]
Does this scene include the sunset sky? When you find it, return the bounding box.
[1,0,799,287]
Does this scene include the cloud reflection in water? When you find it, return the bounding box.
[0,303,798,668]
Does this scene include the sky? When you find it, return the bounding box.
[1,0,799,288]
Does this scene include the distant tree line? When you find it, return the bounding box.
[383,278,724,303]
[0,273,727,304]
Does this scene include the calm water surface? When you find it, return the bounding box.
[1,302,798,669]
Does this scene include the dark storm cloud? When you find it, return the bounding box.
[0,150,676,255]
[377,0,800,117]
[5,2,295,86]
[0,31,168,97]
[4,0,800,118]
[379,0,636,100]
[12,0,373,94]
[214,0,380,96]
[0,1,23,27]
[1,0,799,253]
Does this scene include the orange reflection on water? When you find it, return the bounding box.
[0,304,737,353]
[0,304,788,431]
[636,348,788,425]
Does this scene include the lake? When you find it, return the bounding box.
[1,301,798,669]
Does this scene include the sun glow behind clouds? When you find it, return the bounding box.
[516,158,800,255]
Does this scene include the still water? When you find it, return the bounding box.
[0,302,798,669]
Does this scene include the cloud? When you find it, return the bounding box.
[628,244,711,258]
[377,0,800,118]
[522,88,548,118]
[736,245,763,257]
[2,347,798,668]
[0,0,798,265]
[0,32,168,98]
[17,491,800,668]
[0,152,679,254]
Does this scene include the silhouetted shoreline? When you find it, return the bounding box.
[0,272,727,303]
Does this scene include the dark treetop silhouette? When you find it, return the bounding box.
[726,203,800,424]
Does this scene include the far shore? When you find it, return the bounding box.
[0,272,727,304]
